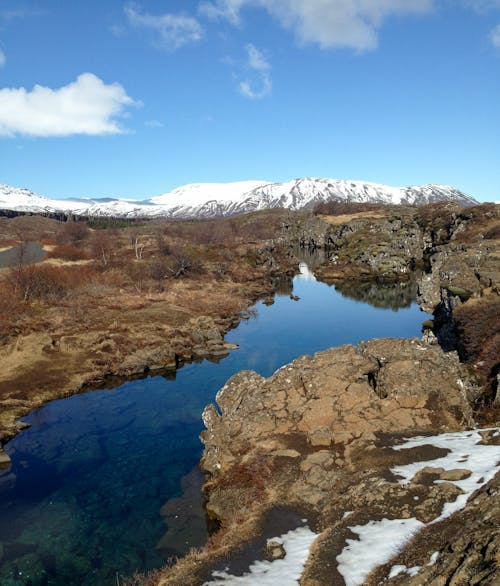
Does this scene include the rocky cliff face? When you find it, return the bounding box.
[282,203,500,403]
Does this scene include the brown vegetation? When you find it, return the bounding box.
[0,209,296,452]
[47,244,89,261]
[454,297,500,401]
[313,201,386,216]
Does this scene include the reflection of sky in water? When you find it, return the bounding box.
[295,261,316,281]
[0,269,427,585]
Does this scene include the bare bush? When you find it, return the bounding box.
[166,249,204,279]
[7,264,72,302]
[0,278,24,339]
[129,230,146,260]
[90,229,117,268]
[57,220,90,247]
[126,261,149,293]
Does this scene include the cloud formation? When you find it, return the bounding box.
[125,2,203,50]
[0,73,138,137]
[239,44,272,99]
[490,23,500,46]
[200,0,434,51]
[0,48,5,68]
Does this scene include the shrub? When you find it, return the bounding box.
[454,298,500,397]
[57,220,90,246]
[166,248,204,279]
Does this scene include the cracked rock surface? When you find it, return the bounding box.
[150,338,500,586]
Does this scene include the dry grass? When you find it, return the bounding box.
[454,296,500,399]
[318,211,389,225]
[47,244,89,261]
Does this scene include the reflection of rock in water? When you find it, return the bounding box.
[335,278,419,310]
[294,246,326,271]
[272,274,294,296]
[157,466,208,559]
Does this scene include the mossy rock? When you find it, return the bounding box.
[445,286,472,301]
[422,319,434,330]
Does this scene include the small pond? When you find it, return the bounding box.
[0,242,46,269]
[0,263,427,585]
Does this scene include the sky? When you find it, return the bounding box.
[0,1,499,202]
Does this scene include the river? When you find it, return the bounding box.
[0,263,427,585]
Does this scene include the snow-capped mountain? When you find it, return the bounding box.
[0,178,477,220]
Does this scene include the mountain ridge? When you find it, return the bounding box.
[0,178,478,219]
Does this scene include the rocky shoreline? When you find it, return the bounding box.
[0,244,297,469]
[153,202,499,585]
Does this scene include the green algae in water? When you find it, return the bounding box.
[0,265,429,585]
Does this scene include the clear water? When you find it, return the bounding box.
[0,265,427,585]
[0,242,46,269]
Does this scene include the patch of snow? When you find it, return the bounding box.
[337,518,424,586]
[204,525,318,585]
[336,428,499,585]
[391,427,500,521]
[428,551,440,566]
[389,564,421,578]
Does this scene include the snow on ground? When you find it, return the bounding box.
[337,518,424,586]
[203,526,318,586]
[389,550,440,579]
[336,427,500,586]
[391,427,500,521]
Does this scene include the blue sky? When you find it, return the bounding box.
[0,0,499,202]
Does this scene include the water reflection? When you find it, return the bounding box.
[334,277,420,310]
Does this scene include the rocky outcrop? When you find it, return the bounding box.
[281,208,426,281]
[200,339,474,521]
[282,203,500,404]
[416,204,500,402]
[155,339,499,585]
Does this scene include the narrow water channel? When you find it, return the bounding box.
[0,265,427,585]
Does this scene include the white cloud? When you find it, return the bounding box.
[125,2,203,50]
[247,43,270,71]
[0,73,138,138]
[461,1,500,12]
[200,0,435,51]
[199,0,247,24]
[490,23,500,46]
[0,48,5,68]
[145,119,164,128]
[239,44,272,99]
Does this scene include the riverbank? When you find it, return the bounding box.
[0,211,297,467]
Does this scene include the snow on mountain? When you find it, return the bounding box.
[0,178,478,220]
